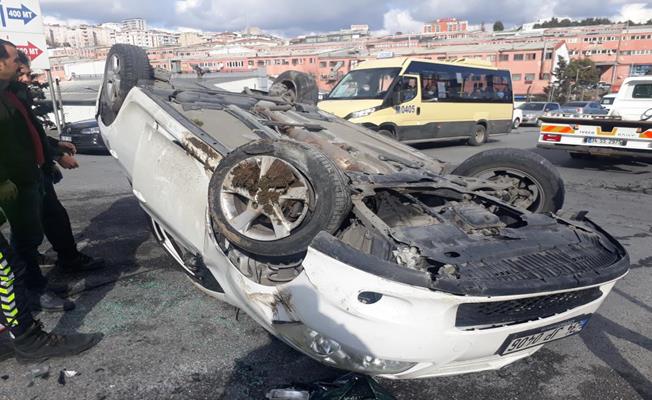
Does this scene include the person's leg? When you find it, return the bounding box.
[1,231,103,362]
[0,232,34,337]
[41,175,104,272]
[41,175,78,262]
[0,183,46,291]
[1,183,74,311]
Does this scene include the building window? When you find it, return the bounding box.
[512,73,521,81]
[499,54,509,61]
[319,61,327,68]
[542,73,551,80]
[630,64,652,76]
[514,54,524,61]
[526,53,536,61]
[545,52,553,60]
[524,73,535,82]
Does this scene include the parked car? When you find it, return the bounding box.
[600,94,617,113]
[517,102,560,126]
[59,119,107,154]
[559,101,608,115]
[512,107,523,129]
[609,76,652,121]
[97,45,629,379]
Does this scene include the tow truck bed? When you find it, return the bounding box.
[537,115,652,157]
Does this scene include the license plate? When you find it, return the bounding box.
[585,137,625,146]
[60,135,72,142]
[497,315,591,355]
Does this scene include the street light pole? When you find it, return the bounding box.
[567,65,591,102]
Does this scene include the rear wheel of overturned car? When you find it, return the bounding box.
[99,44,154,126]
[269,71,319,105]
[452,148,565,213]
[467,124,487,146]
[208,140,351,257]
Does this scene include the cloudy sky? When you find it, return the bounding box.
[41,0,652,36]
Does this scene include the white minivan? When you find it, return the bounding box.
[610,76,652,120]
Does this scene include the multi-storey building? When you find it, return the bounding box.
[423,18,468,34]
[46,21,652,98]
[122,18,147,32]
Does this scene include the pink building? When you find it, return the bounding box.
[423,18,469,34]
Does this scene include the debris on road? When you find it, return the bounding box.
[58,368,81,385]
[267,373,396,400]
[29,365,50,380]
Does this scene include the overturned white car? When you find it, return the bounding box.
[97,45,629,379]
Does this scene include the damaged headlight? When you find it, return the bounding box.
[275,323,416,375]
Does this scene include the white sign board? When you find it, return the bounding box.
[0,0,50,70]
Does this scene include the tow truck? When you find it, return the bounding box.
[537,76,652,158]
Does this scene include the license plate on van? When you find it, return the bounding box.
[497,315,591,355]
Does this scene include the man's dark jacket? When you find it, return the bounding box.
[0,82,55,186]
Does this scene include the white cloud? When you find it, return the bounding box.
[43,15,91,26]
[613,3,652,23]
[378,9,424,35]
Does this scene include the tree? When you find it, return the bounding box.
[544,56,570,104]
[493,21,504,31]
[544,57,600,103]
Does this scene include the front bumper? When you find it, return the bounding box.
[258,245,624,379]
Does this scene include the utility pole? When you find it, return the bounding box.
[568,64,591,101]
[611,21,628,85]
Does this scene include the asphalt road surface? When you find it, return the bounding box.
[0,127,650,400]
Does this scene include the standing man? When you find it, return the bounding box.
[0,38,102,361]
[0,39,73,311]
[14,51,105,274]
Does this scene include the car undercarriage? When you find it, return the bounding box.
[96,44,629,378]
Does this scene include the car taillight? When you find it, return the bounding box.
[542,134,562,142]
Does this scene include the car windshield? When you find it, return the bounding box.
[519,103,545,111]
[564,102,588,107]
[329,68,401,100]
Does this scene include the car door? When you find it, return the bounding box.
[371,74,424,140]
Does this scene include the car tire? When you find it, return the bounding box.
[451,148,565,213]
[512,118,521,129]
[569,152,593,159]
[208,139,351,257]
[269,71,318,105]
[99,44,154,126]
[467,124,487,146]
[378,128,397,140]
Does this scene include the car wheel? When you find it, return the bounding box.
[269,71,318,105]
[512,118,521,129]
[467,124,487,146]
[451,148,565,213]
[569,152,593,159]
[99,44,153,126]
[378,128,397,140]
[208,139,351,257]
